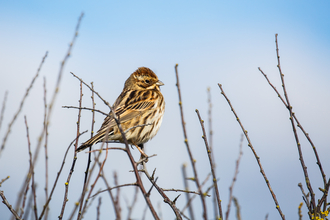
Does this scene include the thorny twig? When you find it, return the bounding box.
[141,167,183,219]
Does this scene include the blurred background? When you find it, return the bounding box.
[0,1,329,219]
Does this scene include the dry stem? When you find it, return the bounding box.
[218,83,285,220]
[195,109,223,219]
[174,64,207,220]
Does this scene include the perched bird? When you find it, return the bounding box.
[76,67,165,156]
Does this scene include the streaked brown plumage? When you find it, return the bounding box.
[76,67,165,153]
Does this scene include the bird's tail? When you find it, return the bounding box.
[76,132,105,152]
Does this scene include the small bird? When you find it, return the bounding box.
[76,67,165,156]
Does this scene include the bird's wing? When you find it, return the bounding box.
[97,90,157,132]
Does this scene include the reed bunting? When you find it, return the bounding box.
[76,67,165,156]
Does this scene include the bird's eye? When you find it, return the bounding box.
[145,80,150,84]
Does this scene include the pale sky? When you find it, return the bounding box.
[1,1,330,219]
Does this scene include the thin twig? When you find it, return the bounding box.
[15,13,84,218]
[218,83,286,220]
[259,66,330,213]
[0,190,23,220]
[43,77,50,220]
[38,131,87,220]
[162,188,210,196]
[225,134,243,220]
[1,52,47,156]
[113,171,122,219]
[78,81,96,220]
[175,64,207,220]
[19,175,30,218]
[182,164,195,220]
[275,33,316,212]
[80,146,109,219]
[127,186,139,220]
[232,197,241,220]
[142,167,183,219]
[0,176,10,187]
[62,106,108,117]
[207,87,218,220]
[23,188,34,220]
[91,183,138,198]
[195,109,223,219]
[0,91,8,132]
[96,197,102,220]
[24,116,38,220]
[60,81,83,220]
[298,202,303,220]
[181,173,211,214]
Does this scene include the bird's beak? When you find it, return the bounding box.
[156,80,164,86]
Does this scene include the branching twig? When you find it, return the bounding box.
[60,81,83,220]
[259,66,329,212]
[0,190,23,220]
[1,51,48,156]
[15,13,84,218]
[38,131,87,220]
[218,83,286,220]
[142,167,183,219]
[275,33,316,212]
[181,173,211,214]
[175,64,207,220]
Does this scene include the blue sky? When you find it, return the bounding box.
[1,1,330,219]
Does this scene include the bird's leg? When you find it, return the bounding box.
[133,143,149,163]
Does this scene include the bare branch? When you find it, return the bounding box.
[1,51,48,156]
[0,91,8,132]
[218,83,286,220]
[195,109,223,218]
[225,134,243,220]
[24,116,38,220]
[275,33,316,212]
[38,131,87,220]
[175,64,207,220]
[0,190,23,220]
